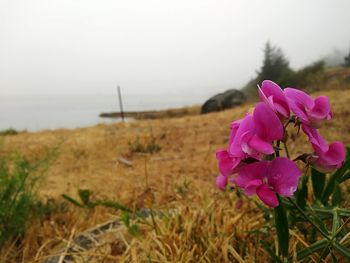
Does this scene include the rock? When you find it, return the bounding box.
[201,89,246,114]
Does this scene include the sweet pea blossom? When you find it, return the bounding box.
[302,124,346,172]
[284,88,332,127]
[258,80,290,119]
[235,157,301,207]
[215,79,345,209]
[229,102,284,159]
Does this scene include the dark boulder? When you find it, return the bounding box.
[201,89,247,114]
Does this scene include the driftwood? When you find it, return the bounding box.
[42,219,121,263]
[41,209,167,263]
[117,157,133,167]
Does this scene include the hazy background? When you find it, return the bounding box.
[0,0,350,130]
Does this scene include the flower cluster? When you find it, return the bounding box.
[216,80,346,207]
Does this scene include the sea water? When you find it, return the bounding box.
[0,93,205,131]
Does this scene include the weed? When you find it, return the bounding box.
[128,136,161,154]
[0,146,58,246]
[62,189,148,237]
[176,179,191,198]
[0,128,18,136]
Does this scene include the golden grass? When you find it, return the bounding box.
[1,89,350,262]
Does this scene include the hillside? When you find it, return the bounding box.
[1,87,350,262]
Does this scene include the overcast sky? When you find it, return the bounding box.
[0,0,349,97]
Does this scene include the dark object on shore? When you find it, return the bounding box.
[201,89,246,114]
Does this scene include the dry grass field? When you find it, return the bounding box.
[1,87,350,262]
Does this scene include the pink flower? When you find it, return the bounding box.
[229,102,284,159]
[235,157,301,208]
[258,80,290,118]
[284,88,332,127]
[302,124,346,172]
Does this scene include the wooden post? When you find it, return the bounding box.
[117,85,125,122]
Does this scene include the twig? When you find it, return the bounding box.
[58,227,76,263]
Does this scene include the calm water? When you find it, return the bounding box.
[0,94,205,131]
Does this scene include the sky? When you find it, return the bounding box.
[0,0,350,98]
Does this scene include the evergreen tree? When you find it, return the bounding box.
[257,42,292,86]
[344,50,350,67]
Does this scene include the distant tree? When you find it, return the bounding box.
[345,50,350,67]
[257,41,293,86]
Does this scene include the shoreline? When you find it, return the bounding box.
[99,105,201,120]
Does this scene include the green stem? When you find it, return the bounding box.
[288,198,330,239]
[276,140,280,157]
[282,141,290,159]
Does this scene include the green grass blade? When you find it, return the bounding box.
[332,242,350,260]
[296,175,308,209]
[311,168,325,201]
[331,185,341,207]
[260,240,283,263]
[274,198,289,257]
[61,194,84,207]
[296,239,328,261]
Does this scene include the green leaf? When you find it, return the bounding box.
[61,194,84,208]
[331,252,339,263]
[296,175,308,209]
[260,240,283,263]
[340,172,350,183]
[311,168,325,200]
[312,207,350,218]
[78,189,92,207]
[296,238,328,261]
[121,211,130,226]
[332,242,350,260]
[331,184,341,207]
[322,173,337,205]
[331,209,341,236]
[309,213,330,238]
[274,198,289,257]
[96,199,131,213]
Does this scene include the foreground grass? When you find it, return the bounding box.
[0,89,350,262]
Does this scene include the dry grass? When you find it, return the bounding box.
[0,89,350,262]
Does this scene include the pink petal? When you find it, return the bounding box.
[245,179,263,196]
[260,80,290,118]
[284,88,314,109]
[239,131,263,160]
[216,174,228,190]
[248,134,275,155]
[302,124,329,152]
[235,161,268,189]
[316,141,346,166]
[229,114,254,157]
[267,157,301,197]
[256,184,279,208]
[284,88,314,123]
[229,119,242,145]
[258,84,275,110]
[216,150,241,177]
[253,102,284,141]
[308,96,332,123]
